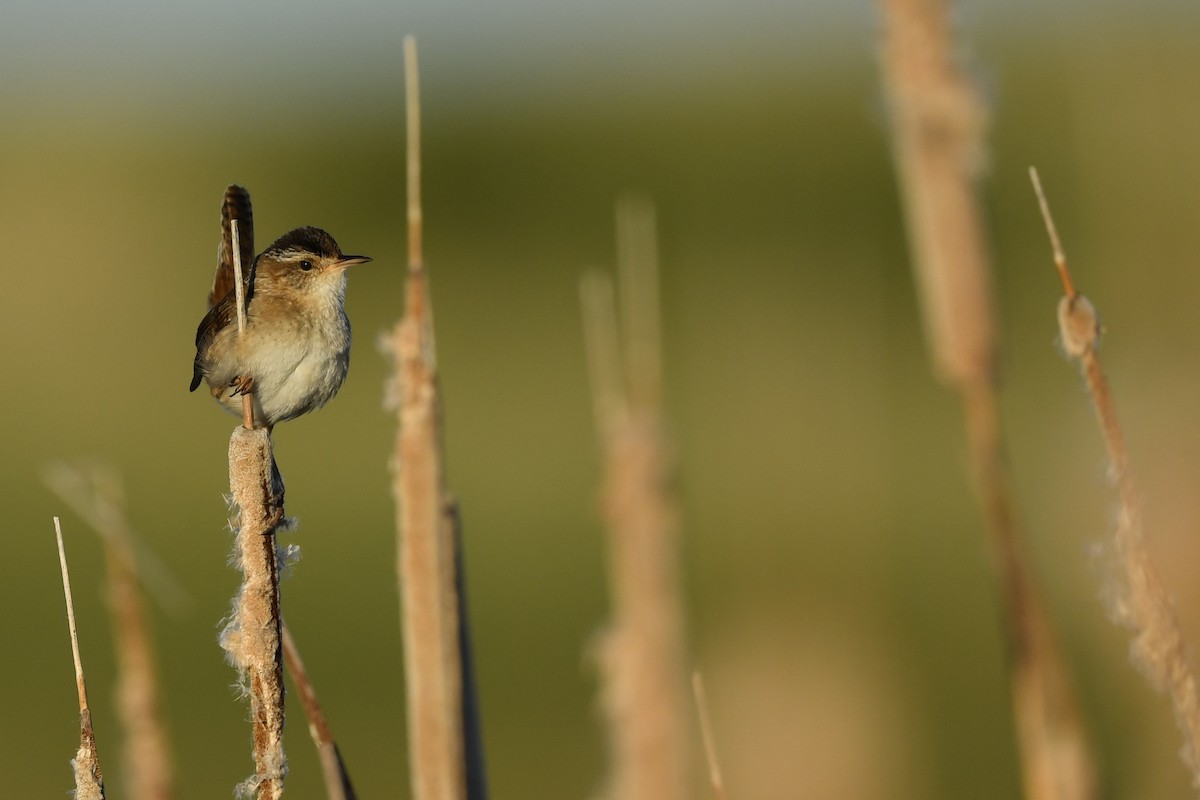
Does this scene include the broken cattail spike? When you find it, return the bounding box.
[404,36,423,272]
[232,219,247,335]
[1029,167,1077,300]
[55,517,90,714]
[56,516,107,798]
[1031,168,1101,358]
[230,218,256,429]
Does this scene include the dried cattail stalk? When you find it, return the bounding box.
[55,516,107,799]
[281,623,356,800]
[1033,168,1200,787]
[878,3,1096,798]
[878,0,994,387]
[44,465,175,800]
[220,427,286,800]
[581,197,689,800]
[381,34,472,800]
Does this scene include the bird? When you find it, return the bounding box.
[191,185,371,429]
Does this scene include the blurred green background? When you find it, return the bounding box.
[6,1,1200,797]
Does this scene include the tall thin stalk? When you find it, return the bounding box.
[382,35,486,800]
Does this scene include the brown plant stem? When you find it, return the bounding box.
[878,2,1096,798]
[55,516,107,799]
[281,623,355,800]
[1032,168,1200,787]
[222,428,286,800]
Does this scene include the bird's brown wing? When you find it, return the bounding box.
[210,184,255,310]
[190,290,239,391]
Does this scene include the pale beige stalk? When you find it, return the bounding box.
[231,218,255,429]
[878,2,1096,798]
[581,198,689,800]
[55,516,107,799]
[877,0,992,387]
[1033,169,1200,788]
[382,35,467,800]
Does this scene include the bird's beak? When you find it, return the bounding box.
[335,254,372,269]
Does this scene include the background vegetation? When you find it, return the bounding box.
[6,2,1200,797]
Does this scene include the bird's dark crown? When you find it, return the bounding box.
[260,227,344,261]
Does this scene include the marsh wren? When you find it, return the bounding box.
[190,186,371,428]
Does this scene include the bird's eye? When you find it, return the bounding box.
[299,259,314,271]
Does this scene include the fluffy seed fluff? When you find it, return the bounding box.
[71,741,104,800]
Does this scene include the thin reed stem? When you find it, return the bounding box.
[231,218,255,429]
[405,39,423,271]
[1029,169,1075,300]
[57,517,90,717]
[56,516,107,799]
[232,219,247,335]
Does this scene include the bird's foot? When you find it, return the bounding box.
[230,374,256,397]
[263,504,286,533]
